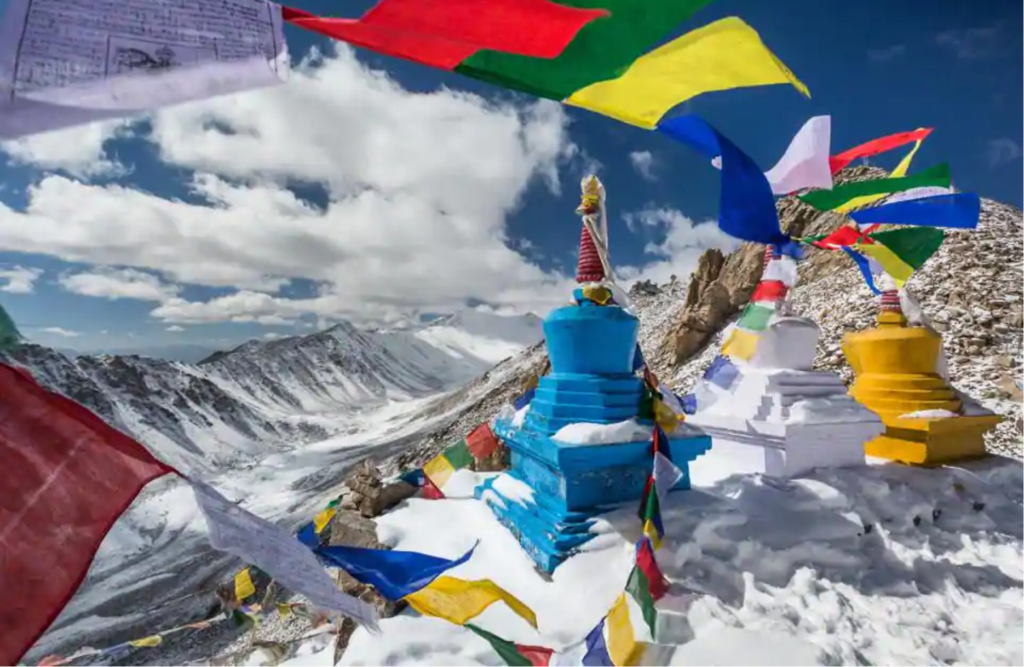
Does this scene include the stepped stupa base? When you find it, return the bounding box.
[865,414,1003,465]
[480,401,711,572]
[688,365,883,481]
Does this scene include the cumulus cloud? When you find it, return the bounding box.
[166,325,185,332]
[59,268,181,301]
[1,120,131,178]
[0,44,583,326]
[617,208,739,286]
[0,265,43,294]
[40,327,79,337]
[629,151,656,180]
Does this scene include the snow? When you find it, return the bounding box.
[331,459,1023,666]
[899,409,961,419]
[414,311,543,366]
[552,419,651,445]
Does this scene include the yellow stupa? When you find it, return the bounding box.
[842,290,1002,465]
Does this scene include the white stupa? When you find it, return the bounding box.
[686,246,884,483]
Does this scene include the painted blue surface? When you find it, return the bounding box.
[544,305,639,376]
[478,301,713,572]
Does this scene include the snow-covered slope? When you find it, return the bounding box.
[413,310,544,365]
[3,312,542,476]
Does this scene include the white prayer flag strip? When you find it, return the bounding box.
[653,452,684,506]
[190,480,380,633]
[0,0,289,140]
[711,116,833,195]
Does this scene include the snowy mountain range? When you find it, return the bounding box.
[4,311,543,476]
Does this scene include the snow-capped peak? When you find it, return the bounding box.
[414,309,544,365]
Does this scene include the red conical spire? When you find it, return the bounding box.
[576,224,604,283]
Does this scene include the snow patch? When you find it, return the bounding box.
[552,419,651,445]
[899,408,960,419]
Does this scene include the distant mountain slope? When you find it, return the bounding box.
[3,312,543,475]
[413,310,544,364]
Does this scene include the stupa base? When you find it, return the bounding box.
[475,475,597,573]
[865,414,1003,465]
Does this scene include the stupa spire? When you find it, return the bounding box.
[575,175,607,284]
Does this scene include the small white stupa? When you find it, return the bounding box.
[686,246,884,483]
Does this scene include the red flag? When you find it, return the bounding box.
[829,128,933,174]
[636,538,669,601]
[749,280,789,303]
[0,364,174,664]
[283,0,607,71]
[421,475,446,500]
[465,423,499,459]
[515,643,555,666]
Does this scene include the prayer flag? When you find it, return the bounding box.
[606,594,645,666]
[830,138,925,213]
[129,636,163,648]
[0,363,175,665]
[762,115,832,194]
[457,0,719,101]
[190,480,380,632]
[849,193,981,230]
[842,247,881,295]
[582,618,613,666]
[799,162,951,211]
[625,539,668,637]
[829,128,933,174]
[721,327,759,362]
[465,423,500,459]
[284,0,607,71]
[313,507,336,534]
[235,568,257,601]
[658,115,788,245]
[423,439,477,489]
[565,17,809,128]
[404,576,538,628]
[315,541,478,601]
[466,624,554,666]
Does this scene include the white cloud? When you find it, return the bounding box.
[0,265,43,294]
[0,44,582,325]
[629,150,656,180]
[166,325,185,332]
[263,332,284,340]
[40,326,79,337]
[59,268,181,301]
[617,208,739,286]
[1,120,132,178]
[986,138,1022,167]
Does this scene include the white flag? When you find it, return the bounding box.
[190,480,380,632]
[711,116,833,195]
[653,452,684,505]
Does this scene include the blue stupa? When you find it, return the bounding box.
[475,176,711,573]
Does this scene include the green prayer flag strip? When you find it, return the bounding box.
[626,566,658,637]
[455,0,718,100]
[443,439,476,470]
[799,163,952,211]
[869,227,945,270]
[737,303,775,332]
[466,624,554,666]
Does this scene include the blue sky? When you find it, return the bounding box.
[0,0,1020,353]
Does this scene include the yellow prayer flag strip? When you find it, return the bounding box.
[855,242,914,286]
[234,567,256,602]
[833,137,925,213]
[313,507,336,534]
[423,453,456,488]
[566,17,810,129]
[129,635,163,648]
[404,576,538,628]
[721,327,760,362]
[607,593,645,667]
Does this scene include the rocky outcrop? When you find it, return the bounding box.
[339,460,417,518]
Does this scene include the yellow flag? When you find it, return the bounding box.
[606,593,645,666]
[423,454,456,488]
[833,138,925,213]
[234,567,256,602]
[403,576,538,628]
[313,507,336,534]
[855,243,914,286]
[566,17,810,129]
[276,603,292,618]
[721,328,759,361]
[129,635,163,648]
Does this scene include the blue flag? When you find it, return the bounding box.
[316,541,478,600]
[850,193,980,229]
[658,114,789,246]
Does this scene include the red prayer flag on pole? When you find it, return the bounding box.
[0,363,175,665]
[829,128,933,174]
[283,0,606,71]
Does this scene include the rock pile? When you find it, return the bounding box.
[338,459,417,518]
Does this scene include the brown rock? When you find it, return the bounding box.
[474,444,509,472]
